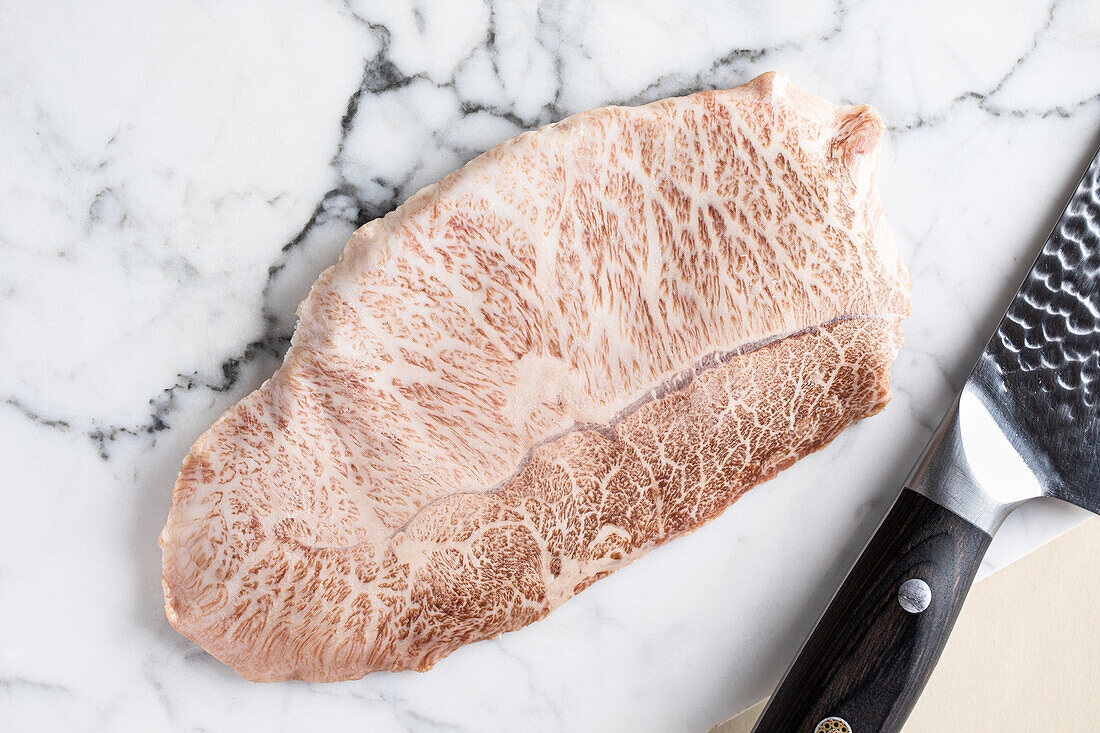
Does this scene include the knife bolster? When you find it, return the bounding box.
[906,385,1038,534]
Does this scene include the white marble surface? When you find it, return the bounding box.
[2,1,1098,730]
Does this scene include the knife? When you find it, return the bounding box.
[752,144,1100,733]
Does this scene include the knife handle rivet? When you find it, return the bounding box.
[898,578,931,613]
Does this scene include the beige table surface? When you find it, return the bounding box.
[715,518,1100,732]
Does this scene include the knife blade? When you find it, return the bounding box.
[751,143,1100,733]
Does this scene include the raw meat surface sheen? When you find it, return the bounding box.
[160,72,911,682]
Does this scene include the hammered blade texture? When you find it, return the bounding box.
[975,147,1100,509]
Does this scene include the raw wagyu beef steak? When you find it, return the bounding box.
[160,72,911,681]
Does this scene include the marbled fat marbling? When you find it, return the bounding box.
[1,1,1097,731]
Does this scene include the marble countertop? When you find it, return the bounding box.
[2,1,1098,731]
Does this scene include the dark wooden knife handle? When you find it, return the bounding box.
[752,488,992,733]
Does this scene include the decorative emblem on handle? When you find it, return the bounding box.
[814,717,851,733]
